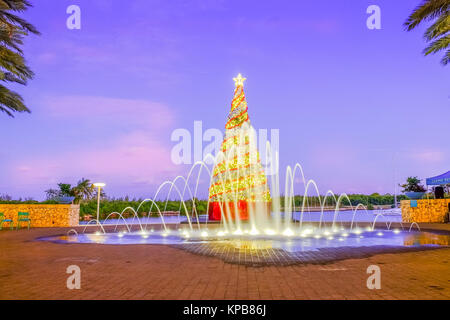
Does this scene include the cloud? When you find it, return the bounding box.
[42,95,174,128]
[235,17,340,34]
[7,95,183,198]
[12,130,181,196]
[409,150,445,164]
[36,52,58,64]
[309,145,359,168]
[17,166,32,173]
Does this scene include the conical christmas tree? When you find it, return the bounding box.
[208,74,271,221]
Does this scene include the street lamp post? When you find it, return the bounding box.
[93,183,106,225]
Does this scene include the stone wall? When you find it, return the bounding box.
[401,199,450,223]
[0,204,79,228]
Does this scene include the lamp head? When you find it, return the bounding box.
[93,182,106,188]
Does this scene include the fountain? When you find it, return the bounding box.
[39,74,450,264]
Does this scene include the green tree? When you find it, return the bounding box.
[0,193,12,200]
[399,176,427,192]
[57,183,72,196]
[0,0,39,117]
[44,188,59,200]
[44,183,71,200]
[45,178,96,204]
[71,178,95,203]
[405,0,450,65]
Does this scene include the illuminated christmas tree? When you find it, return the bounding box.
[208,74,271,221]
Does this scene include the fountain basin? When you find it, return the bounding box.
[38,228,450,252]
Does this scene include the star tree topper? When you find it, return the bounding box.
[233,73,246,87]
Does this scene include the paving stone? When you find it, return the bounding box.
[0,227,449,299]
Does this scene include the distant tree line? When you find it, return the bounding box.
[78,197,207,220]
[282,193,408,208]
[2,175,448,220]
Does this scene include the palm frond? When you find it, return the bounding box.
[441,49,450,64]
[0,0,32,11]
[423,34,450,55]
[424,10,450,40]
[404,0,449,31]
[0,71,27,84]
[0,83,29,117]
[0,45,33,81]
[0,10,40,35]
[0,0,38,117]
[0,27,24,53]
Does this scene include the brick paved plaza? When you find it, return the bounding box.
[1,226,449,300]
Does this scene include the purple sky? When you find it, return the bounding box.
[1,0,449,200]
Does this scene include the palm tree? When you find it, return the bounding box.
[71,178,95,204]
[405,0,450,65]
[0,0,39,117]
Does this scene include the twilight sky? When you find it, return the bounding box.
[1,0,449,200]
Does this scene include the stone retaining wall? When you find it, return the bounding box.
[401,199,450,223]
[0,204,79,228]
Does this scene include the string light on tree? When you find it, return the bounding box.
[208,74,271,221]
